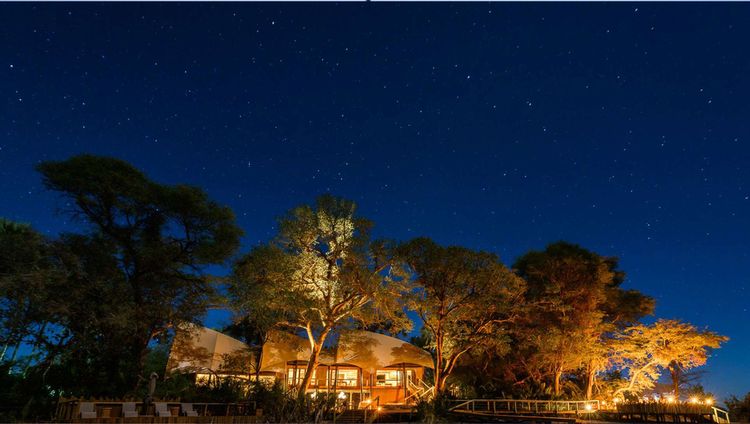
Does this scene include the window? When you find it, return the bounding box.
[334,369,359,387]
[287,367,324,386]
[287,368,306,386]
[375,369,414,386]
[375,370,401,386]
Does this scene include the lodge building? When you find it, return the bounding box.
[167,326,434,407]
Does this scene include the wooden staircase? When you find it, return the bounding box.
[404,379,435,403]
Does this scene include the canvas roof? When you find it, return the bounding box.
[168,326,433,375]
[259,329,434,372]
[331,330,433,371]
[167,324,252,374]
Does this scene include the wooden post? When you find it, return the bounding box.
[402,364,407,403]
[333,364,339,401]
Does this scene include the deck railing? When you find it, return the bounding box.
[450,399,600,415]
[56,398,257,422]
[610,401,731,424]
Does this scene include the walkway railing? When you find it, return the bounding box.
[450,399,600,415]
[361,396,380,423]
[610,401,731,424]
[712,407,731,424]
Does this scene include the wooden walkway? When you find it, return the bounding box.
[449,399,731,424]
[450,399,601,416]
[601,403,730,424]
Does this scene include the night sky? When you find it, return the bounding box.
[1,3,749,400]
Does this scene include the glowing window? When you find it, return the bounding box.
[334,369,359,386]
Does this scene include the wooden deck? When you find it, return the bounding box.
[450,399,601,416]
[449,400,731,424]
[62,418,261,424]
[56,399,258,423]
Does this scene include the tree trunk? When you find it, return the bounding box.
[669,363,680,398]
[298,340,324,398]
[433,334,445,395]
[585,360,596,400]
[0,342,9,362]
[553,368,562,397]
[254,345,264,382]
[8,339,22,368]
[132,330,155,393]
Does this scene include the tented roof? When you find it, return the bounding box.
[259,330,434,372]
[258,330,311,373]
[167,324,252,374]
[168,326,433,375]
[332,330,433,371]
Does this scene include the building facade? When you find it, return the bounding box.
[167,326,434,407]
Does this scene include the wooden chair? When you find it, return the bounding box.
[154,402,172,417]
[181,403,199,417]
[122,402,139,418]
[79,402,97,419]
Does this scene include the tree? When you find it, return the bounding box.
[611,319,727,399]
[222,314,280,381]
[397,237,525,396]
[0,221,137,412]
[37,155,242,391]
[725,392,750,423]
[229,195,408,397]
[513,242,654,398]
[0,219,57,366]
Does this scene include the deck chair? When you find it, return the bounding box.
[154,402,172,417]
[181,403,199,417]
[122,402,138,418]
[79,402,97,419]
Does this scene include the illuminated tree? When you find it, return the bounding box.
[513,242,654,398]
[230,195,408,397]
[397,237,525,396]
[611,319,727,399]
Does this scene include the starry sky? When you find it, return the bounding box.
[1,3,749,400]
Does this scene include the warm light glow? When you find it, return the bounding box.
[613,398,620,404]
[338,391,347,400]
[309,392,317,399]
[704,398,714,405]
[690,397,700,404]
[666,395,676,404]
[584,404,593,411]
[377,406,383,412]
[362,399,371,405]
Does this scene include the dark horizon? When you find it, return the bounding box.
[1,3,748,400]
